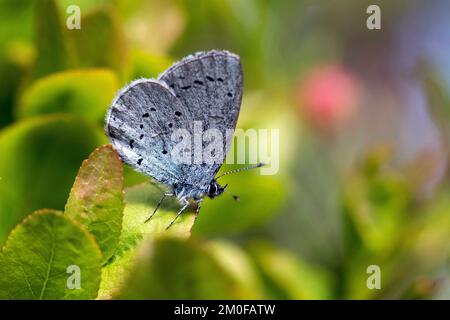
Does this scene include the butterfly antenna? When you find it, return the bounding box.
[222,184,241,202]
[216,162,265,180]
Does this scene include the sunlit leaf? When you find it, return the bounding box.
[97,182,194,299]
[0,209,102,299]
[65,144,124,262]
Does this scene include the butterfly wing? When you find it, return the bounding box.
[158,50,243,187]
[105,79,192,185]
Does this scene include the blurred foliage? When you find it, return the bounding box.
[17,69,119,124]
[246,241,333,299]
[0,0,450,300]
[33,0,73,78]
[66,6,127,78]
[118,238,255,299]
[0,115,106,244]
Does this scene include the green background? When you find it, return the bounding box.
[1,0,450,299]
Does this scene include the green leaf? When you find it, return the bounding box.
[33,0,73,78]
[0,209,102,299]
[0,41,34,129]
[193,170,285,236]
[121,182,196,239]
[128,49,172,80]
[56,0,115,14]
[204,240,265,299]
[0,0,36,128]
[16,69,119,124]
[345,194,450,299]
[67,7,127,78]
[97,182,195,299]
[344,149,410,254]
[65,144,124,263]
[117,238,250,299]
[172,0,266,88]
[122,165,148,187]
[0,115,107,245]
[0,0,34,46]
[247,242,333,299]
[96,241,135,299]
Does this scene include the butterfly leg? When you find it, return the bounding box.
[193,199,203,225]
[166,198,189,230]
[145,193,173,223]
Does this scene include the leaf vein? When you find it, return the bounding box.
[39,221,56,300]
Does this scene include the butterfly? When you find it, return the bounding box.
[105,50,262,229]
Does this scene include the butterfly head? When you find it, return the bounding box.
[207,180,227,199]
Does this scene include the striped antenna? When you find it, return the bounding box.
[216,163,265,180]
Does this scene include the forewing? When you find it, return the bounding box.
[158,50,243,186]
[105,79,191,185]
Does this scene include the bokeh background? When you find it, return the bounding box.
[1,0,450,299]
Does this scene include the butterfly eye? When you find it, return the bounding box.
[208,183,217,195]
